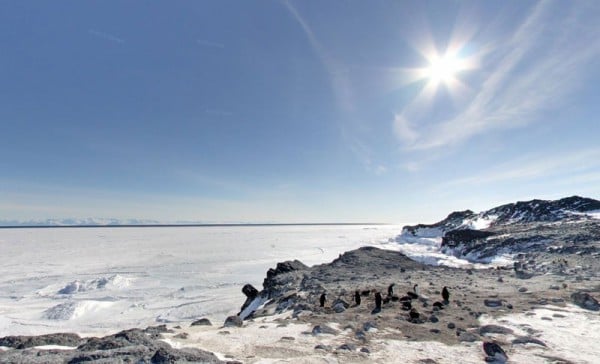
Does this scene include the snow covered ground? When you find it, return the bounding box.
[0,225,403,336]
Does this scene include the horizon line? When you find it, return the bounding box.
[0,222,393,229]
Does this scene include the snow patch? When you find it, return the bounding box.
[44,300,115,320]
[462,215,498,230]
[57,275,133,295]
[480,305,600,364]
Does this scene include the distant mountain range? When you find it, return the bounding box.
[0,218,165,227]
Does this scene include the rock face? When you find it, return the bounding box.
[0,325,223,364]
[400,196,600,263]
[263,260,308,297]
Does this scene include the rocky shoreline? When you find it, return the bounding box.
[2,246,598,363]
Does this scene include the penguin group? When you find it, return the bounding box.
[315,284,451,325]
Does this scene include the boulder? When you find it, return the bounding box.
[223,315,243,328]
[191,318,212,326]
[571,291,600,311]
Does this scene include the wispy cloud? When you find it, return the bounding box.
[282,0,386,173]
[88,29,125,44]
[395,2,600,150]
[440,148,600,188]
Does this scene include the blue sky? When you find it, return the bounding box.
[1,0,599,224]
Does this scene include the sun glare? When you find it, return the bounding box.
[426,54,461,83]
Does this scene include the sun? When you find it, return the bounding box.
[423,52,468,87]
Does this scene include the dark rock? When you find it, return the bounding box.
[360,347,370,354]
[314,344,331,351]
[447,323,456,329]
[429,315,439,323]
[442,229,495,249]
[512,336,547,347]
[363,321,377,332]
[223,316,243,328]
[518,287,528,293]
[337,343,356,351]
[571,291,600,311]
[458,332,479,342]
[483,341,508,362]
[484,299,503,308]
[311,325,339,335]
[479,325,514,335]
[332,298,349,313]
[0,332,82,349]
[191,318,212,326]
[263,260,308,293]
[238,284,261,316]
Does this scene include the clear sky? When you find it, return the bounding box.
[1,1,599,224]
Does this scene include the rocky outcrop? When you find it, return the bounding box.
[263,260,308,295]
[571,291,600,311]
[0,326,223,364]
[441,229,495,249]
[401,196,600,264]
[0,333,83,349]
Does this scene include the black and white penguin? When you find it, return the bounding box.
[432,301,444,310]
[407,284,419,299]
[319,293,326,307]
[409,308,420,321]
[401,300,412,311]
[442,286,450,303]
[483,342,508,362]
[375,292,382,310]
[354,290,361,306]
[387,283,395,296]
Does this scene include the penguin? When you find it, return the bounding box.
[401,300,412,311]
[375,292,382,310]
[407,284,419,299]
[442,286,450,303]
[409,308,420,321]
[387,283,395,296]
[319,293,326,307]
[482,342,508,362]
[354,290,361,306]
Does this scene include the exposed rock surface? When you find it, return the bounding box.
[400,196,600,264]
[571,291,600,311]
[0,326,223,363]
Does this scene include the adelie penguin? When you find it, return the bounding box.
[442,286,450,303]
[401,300,412,311]
[375,292,382,310]
[319,293,326,307]
[387,283,395,296]
[371,292,383,314]
[408,308,420,322]
[407,284,419,299]
[354,290,361,306]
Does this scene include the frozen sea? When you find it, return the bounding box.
[0,224,403,336]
